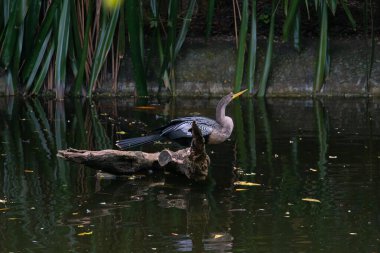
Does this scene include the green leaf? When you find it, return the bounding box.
[21,1,57,83]
[341,0,356,30]
[31,43,54,95]
[282,0,301,41]
[328,0,337,14]
[247,0,257,94]
[174,0,196,56]
[72,2,94,96]
[55,0,71,99]
[24,31,52,92]
[313,0,328,94]
[233,0,249,93]
[258,0,280,97]
[205,0,216,40]
[88,5,120,98]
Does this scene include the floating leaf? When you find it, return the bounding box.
[134,106,158,110]
[24,169,34,173]
[236,188,248,192]
[116,131,127,135]
[302,198,321,203]
[0,199,7,204]
[234,181,261,186]
[214,234,224,239]
[0,208,10,211]
[78,231,93,236]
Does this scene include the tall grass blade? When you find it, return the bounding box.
[341,0,356,30]
[72,2,94,96]
[366,0,375,86]
[21,1,57,83]
[293,8,301,52]
[257,0,279,97]
[247,0,257,94]
[174,0,196,56]
[205,0,216,40]
[0,1,18,69]
[328,0,337,14]
[313,1,328,94]
[282,0,301,41]
[24,31,52,93]
[233,0,248,93]
[163,0,179,94]
[31,44,55,95]
[55,0,71,99]
[22,0,41,60]
[88,5,120,98]
[125,0,147,97]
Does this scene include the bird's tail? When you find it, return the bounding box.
[116,134,162,149]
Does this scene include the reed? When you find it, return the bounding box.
[0,0,375,98]
[233,0,249,93]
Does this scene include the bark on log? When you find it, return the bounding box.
[57,121,210,181]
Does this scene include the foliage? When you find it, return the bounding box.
[0,0,375,98]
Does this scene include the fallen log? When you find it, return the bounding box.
[57,121,210,181]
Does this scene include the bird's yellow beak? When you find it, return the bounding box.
[232,89,248,99]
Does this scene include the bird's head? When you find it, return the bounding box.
[223,89,248,105]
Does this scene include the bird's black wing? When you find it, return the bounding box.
[159,116,216,140]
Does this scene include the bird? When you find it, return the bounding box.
[116,89,247,149]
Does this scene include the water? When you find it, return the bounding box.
[1,97,380,252]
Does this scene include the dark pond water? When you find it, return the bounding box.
[1,97,380,252]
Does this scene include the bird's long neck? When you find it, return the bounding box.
[215,97,228,126]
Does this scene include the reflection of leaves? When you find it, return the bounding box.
[234,181,261,186]
[302,198,321,203]
[235,188,248,192]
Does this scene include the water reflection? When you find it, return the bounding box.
[1,97,380,252]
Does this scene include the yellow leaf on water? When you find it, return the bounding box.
[134,106,157,110]
[24,170,34,173]
[116,131,127,135]
[78,231,93,236]
[302,198,321,203]
[235,188,248,192]
[0,208,9,211]
[234,181,261,187]
[214,234,224,239]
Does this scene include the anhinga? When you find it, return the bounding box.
[116,89,247,149]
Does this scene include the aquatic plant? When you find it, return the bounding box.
[0,0,375,98]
